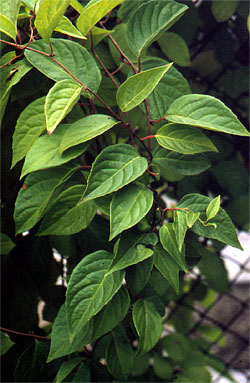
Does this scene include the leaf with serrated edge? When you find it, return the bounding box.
[35,0,71,42]
[109,183,153,240]
[66,250,124,339]
[152,147,211,176]
[76,0,123,35]
[116,64,172,112]
[14,165,76,235]
[156,124,218,155]
[84,144,148,201]
[55,16,86,39]
[206,195,221,221]
[126,0,188,57]
[60,114,119,153]
[159,223,188,272]
[45,80,82,134]
[109,231,158,273]
[37,185,96,236]
[20,125,89,179]
[153,244,180,293]
[173,211,188,252]
[132,300,163,356]
[47,286,130,362]
[11,97,46,168]
[166,94,250,136]
[24,39,101,93]
[177,193,242,249]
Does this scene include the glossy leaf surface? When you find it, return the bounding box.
[132,300,163,356]
[156,124,218,154]
[166,94,250,136]
[66,250,124,338]
[84,144,148,201]
[109,182,153,240]
[127,0,188,57]
[116,64,172,112]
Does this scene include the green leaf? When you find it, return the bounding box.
[126,0,188,57]
[84,144,148,201]
[1,331,15,355]
[212,0,239,22]
[48,286,130,362]
[206,195,221,221]
[105,326,134,379]
[126,257,154,296]
[35,0,71,42]
[0,233,15,254]
[24,39,101,92]
[76,0,123,35]
[55,357,82,383]
[153,243,180,293]
[11,96,46,168]
[1,55,32,122]
[159,223,188,272]
[69,363,90,382]
[199,252,229,293]
[158,32,190,67]
[55,16,86,39]
[161,333,191,362]
[116,64,172,112]
[14,165,76,234]
[153,354,174,380]
[109,182,153,240]
[137,58,191,120]
[59,114,119,153]
[66,250,124,339]
[152,147,211,176]
[156,124,218,154]
[166,94,250,136]
[173,211,188,252]
[186,211,200,228]
[45,80,82,134]
[70,0,84,14]
[109,230,157,273]
[132,300,163,356]
[20,125,89,179]
[0,0,21,40]
[37,185,96,236]
[177,193,242,249]
[175,367,212,383]
[84,26,113,49]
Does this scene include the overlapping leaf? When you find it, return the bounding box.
[166,94,250,136]
[14,165,76,234]
[0,234,15,255]
[158,32,190,67]
[132,300,163,356]
[20,125,89,179]
[45,80,83,134]
[159,223,188,272]
[11,97,46,168]
[126,0,188,57]
[35,0,71,42]
[109,231,157,273]
[59,114,119,153]
[173,211,188,252]
[48,286,130,362]
[37,185,96,236]
[76,0,124,35]
[84,144,148,201]
[55,358,82,383]
[177,193,242,249]
[116,64,172,112]
[153,244,180,293]
[206,196,221,221]
[24,39,101,92]
[66,250,125,339]
[211,0,239,22]
[0,0,21,40]
[55,16,85,39]
[152,147,211,176]
[156,124,218,154]
[109,182,153,240]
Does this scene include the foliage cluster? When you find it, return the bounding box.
[1,0,249,382]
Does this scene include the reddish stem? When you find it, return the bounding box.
[150,117,166,123]
[0,327,50,341]
[140,135,156,141]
